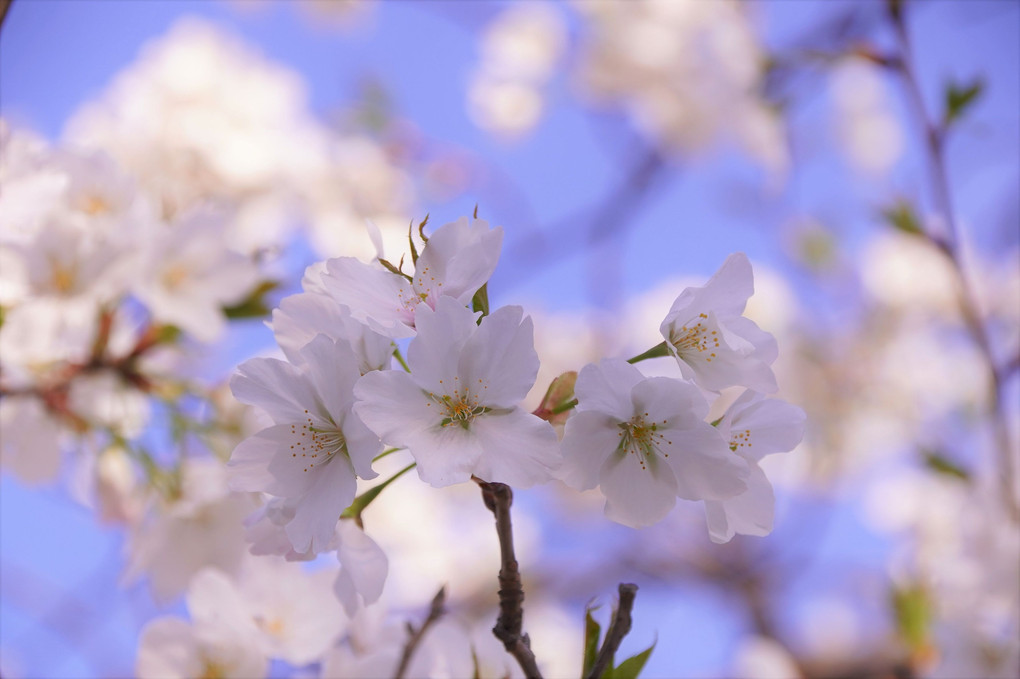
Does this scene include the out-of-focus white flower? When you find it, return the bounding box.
[560,359,749,528]
[67,372,151,439]
[830,57,903,175]
[0,396,65,485]
[230,335,380,554]
[136,615,266,679]
[124,459,257,602]
[860,232,958,316]
[468,3,566,136]
[323,217,503,339]
[132,209,260,343]
[732,635,802,679]
[703,390,805,543]
[355,297,560,488]
[334,520,389,617]
[575,0,786,173]
[660,253,778,393]
[188,560,346,667]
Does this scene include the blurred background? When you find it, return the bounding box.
[1,1,1018,677]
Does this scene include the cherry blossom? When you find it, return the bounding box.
[353,296,559,488]
[322,216,503,339]
[229,334,380,554]
[559,359,750,528]
[703,390,806,543]
[660,252,778,393]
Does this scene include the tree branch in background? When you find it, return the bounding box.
[886,0,1019,522]
[586,583,638,679]
[394,586,447,679]
[475,479,544,679]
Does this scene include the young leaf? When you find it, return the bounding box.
[471,282,489,320]
[582,606,602,678]
[880,199,923,236]
[944,77,984,127]
[892,585,931,653]
[922,449,970,481]
[612,641,656,679]
[222,280,279,319]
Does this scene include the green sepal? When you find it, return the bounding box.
[378,257,413,282]
[340,463,416,527]
[944,77,983,127]
[418,214,430,244]
[408,220,419,265]
[880,199,923,236]
[582,604,601,678]
[612,640,655,679]
[223,280,280,319]
[471,282,489,320]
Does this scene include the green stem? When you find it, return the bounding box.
[341,463,416,528]
[626,341,670,364]
[393,345,411,373]
[549,398,578,415]
[373,447,403,462]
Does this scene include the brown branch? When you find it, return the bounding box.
[586,583,638,679]
[887,1,1019,522]
[476,479,544,679]
[393,586,446,679]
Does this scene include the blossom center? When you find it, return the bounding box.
[617,413,672,471]
[729,428,752,453]
[429,378,491,429]
[289,410,348,473]
[670,312,720,362]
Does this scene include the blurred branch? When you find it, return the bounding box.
[394,586,446,679]
[887,0,1019,522]
[585,583,638,679]
[0,0,13,36]
[475,478,544,679]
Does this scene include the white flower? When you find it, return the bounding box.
[703,390,805,543]
[354,296,559,488]
[229,334,380,554]
[133,209,260,343]
[334,520,389,616]
[270,288,393,374]
[660,252,778,393]
[322,217,503,339]
[559,359,749,528]
[0,396,65,485]
[136,616,266,679]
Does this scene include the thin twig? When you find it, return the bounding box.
[586,583,638,679]
[476,479,544,679]
[887,1,1019,522]
[393,586,446,679]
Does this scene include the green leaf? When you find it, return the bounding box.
[922,449,970,481]
[223,280,279,319]
[944,77,984,126]
[471,283,489,320]
[613,641,656,679]
[880,199,924,236]
[582,606,601,678]
[892,585,931,652]
[408,220,419,265]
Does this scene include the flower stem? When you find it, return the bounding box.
[626,341,670,364]
[394,586,446,679]
[392,345,411,373]
[586,583,639,679]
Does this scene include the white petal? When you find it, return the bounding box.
[353,370,436,447]
[136,617,203,679]
[406,424,481,488]
[705,463,775,543]
[574,359,644,421]
[340,409,382,480]
[726,392,806,462]
[664,422,750,501]
[285,456,358,554]
[599,450,678,528]
[471,409,560,488]
[412,217,503,306]
[630,376,710,423]
[335,521,389,616]
[231,357,317,425]
[458,305,539,407]
[297,334,361,417]
[322,256,416,338]
[559,410,623,491]
[406,296,478,395]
